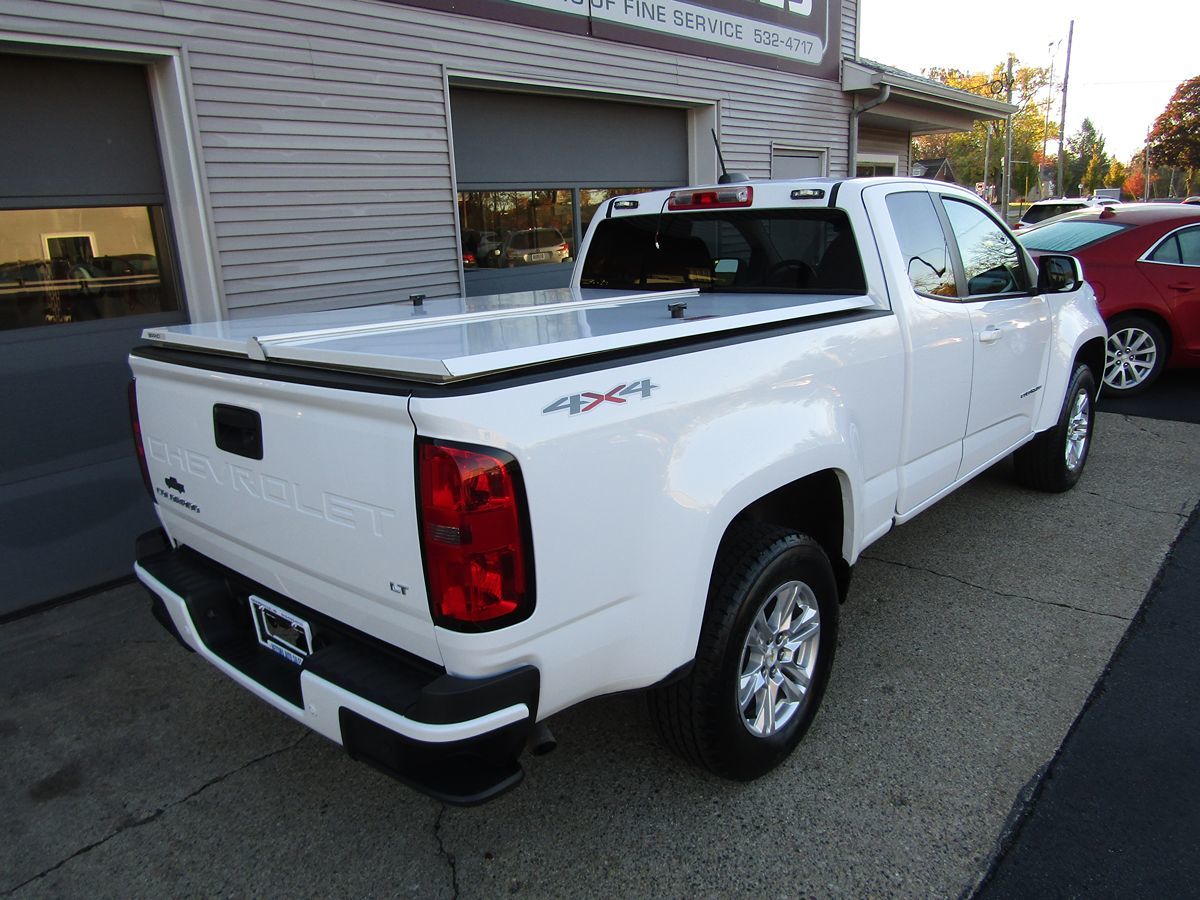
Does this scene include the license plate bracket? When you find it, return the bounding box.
[249,595,312,665]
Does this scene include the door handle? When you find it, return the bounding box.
[979,326,1003,343]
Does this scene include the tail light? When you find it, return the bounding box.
[417,439,534,631]
[127,380,154,497]
[559,243,569,253]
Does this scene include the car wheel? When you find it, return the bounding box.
[648,523,838,780]
[1013,362,1097,493]
[1104,314,1167,395]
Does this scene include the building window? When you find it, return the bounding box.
[856,163,896,178]
[458,187,651,271]
[0,205,180,330]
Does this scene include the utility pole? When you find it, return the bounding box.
[1056,20,1074,197]
[1041,40,1060,199]
[1002,55,1014,222]
[983,124,993,206]
[1144,144,1151,201]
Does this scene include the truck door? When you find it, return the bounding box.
[869,188,974,516]
[935,194,1052,477]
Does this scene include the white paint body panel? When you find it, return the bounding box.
[130,177,1106,730]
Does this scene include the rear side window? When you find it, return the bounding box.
[885,191,957,297]
[579,208,865,294]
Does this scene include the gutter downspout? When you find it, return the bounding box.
[848,85,891,177]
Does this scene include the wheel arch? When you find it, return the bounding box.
[1076,335,1107,384]
[714,469,852,602]
[1107,308,1174,357]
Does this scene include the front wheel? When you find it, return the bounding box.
[1104,314,1167,395]
[1013,362,1097,492]
[648,524,838,780]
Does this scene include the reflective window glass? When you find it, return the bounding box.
[942,197,1028,296]
[458,190,574,269]
[885,192,957,298]
[0,206,179,331]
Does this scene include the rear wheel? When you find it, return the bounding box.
[649,523,838,780]
[1013,363,1096,492]
[1104,314,1167,395]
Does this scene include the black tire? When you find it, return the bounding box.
[648,523,838,780]
[1013,362,1096,493]
[1104,314,1167,396]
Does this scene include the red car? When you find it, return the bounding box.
[1019,204,1200,394]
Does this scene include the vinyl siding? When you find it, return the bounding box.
[9,0,856,317]
[859,127,911,174]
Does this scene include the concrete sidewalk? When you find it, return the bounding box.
[3,411,1198,898]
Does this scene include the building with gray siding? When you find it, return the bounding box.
[0,0,1013,615]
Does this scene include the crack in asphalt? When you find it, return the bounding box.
[432,804,459,898]
[2,731,311,896]
[861,556,1133,622]
[1114,414,1198,444]
[1078,490,1191,520]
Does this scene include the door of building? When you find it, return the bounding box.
[0,53,186,616]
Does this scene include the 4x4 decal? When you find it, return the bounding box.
[543,379,659,416]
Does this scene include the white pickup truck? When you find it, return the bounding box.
[130,177,1106,804]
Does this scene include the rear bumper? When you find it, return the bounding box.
[135,532,539,805]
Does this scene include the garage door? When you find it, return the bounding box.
[0,53,186,616]
[451,89,688,295]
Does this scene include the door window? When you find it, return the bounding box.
[1148,226,1200,266]
[941,198,1029,296]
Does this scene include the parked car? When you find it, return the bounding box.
[1015,196,1120,231]
[501,227,571,266]
[1019,203,1200,394]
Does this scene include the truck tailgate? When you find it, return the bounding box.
[130,354,440,664]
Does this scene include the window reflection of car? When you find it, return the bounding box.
[501,228,571,267]
[476,231,503,267]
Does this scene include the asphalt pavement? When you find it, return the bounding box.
[975,370,1200,897]
[2,377,1197,898]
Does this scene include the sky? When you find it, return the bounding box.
[857,0,1199,164]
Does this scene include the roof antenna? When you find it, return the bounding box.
[712,129,747,184]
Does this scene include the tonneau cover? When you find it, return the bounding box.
[143,287,874,382]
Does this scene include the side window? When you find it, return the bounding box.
[941,197,1029,297]
[885,191,957,298]
[1152,226,1200,265]
[1179,227,1200,264]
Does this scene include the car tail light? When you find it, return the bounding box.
[463,251,476,265]
[127,380,154,498]
[559,243,569,253]
[668,185,753,210]
[418,439,534,631]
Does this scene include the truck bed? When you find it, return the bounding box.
[142,287,875,382]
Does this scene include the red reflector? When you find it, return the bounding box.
[127,380,154,498]
[418,440,534,630]
[667,185,753,210]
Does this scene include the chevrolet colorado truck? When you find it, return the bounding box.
[130,177,1107,804]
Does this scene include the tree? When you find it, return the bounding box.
[1064,119,1109,196]
[1082,154,1105,194]
[911,60,1055,200]
[1123,157,1146,200]
[1148,75,1200,169]
[1105,159,1126,191]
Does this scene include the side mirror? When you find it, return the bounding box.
[1036,254,1084,294]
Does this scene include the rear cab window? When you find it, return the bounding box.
[579,208,866,296]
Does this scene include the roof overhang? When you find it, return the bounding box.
[843,59,1016,135]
